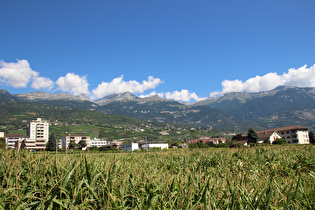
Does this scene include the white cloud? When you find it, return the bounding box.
[165,89,204,102]
[0,59,37,88]
[210,64,315,97]
[31,76,54,90]
[92,75,162,99]
[283,65,315,87]
[0,59,54,90]
[56,73,90,95]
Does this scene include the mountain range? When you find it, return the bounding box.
[1,86,314,131]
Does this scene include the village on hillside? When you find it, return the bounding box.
[0,118,313,152]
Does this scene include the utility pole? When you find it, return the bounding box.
[131,139,133,153]
[145,136,148,152]
[55,134,58,155]
[66,134,70,155]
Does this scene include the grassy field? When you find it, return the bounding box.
[0,145,314,209]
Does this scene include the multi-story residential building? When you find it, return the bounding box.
[257,125,310,144]
[89,138,108,148]
[23,118,50,150]
[27,118,49,141]
[4,134,26,149]
[62,135,90,150]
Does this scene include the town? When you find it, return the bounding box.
[1,118,313,152]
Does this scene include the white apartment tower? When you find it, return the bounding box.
[25,118,49,150]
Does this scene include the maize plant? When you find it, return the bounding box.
[0,145,314,209]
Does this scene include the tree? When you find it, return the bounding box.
[232,134,244,141]
[46,133,57,151]
[309,130,315,144]
[247,128,259,143]
[171,142,179,148]
[68,140,76,150]
[0,137,6,149]
[78,140,87,149]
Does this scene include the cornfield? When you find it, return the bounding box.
[0,145,315,209]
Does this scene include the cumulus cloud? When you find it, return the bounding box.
[92,75,162,99]
[31,77,54,90]
[0,59,54,90]
[210,64,315,97]
[165,89,205,102]
[0,59,37,88]
[56,73,90,95]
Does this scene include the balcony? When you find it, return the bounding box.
[36,139,46,143]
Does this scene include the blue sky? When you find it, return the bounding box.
[1,0,315,102]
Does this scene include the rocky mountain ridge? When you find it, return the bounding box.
[1,86,314,131]
[14,91,93,102]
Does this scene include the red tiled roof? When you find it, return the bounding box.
[4,134,26,138]
[257,125,308,135]
[256,130,283,140]
[232,140,248,145]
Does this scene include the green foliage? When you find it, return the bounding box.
[0,146,315,208]
[273,138,287,145]
[232,134,244,141]
[188,142,210,149]
[170,142,179,148]
[234,142,246,148]
[46,133,57,151]
[68,140,77,149]
[0,137,5,149]
[309,130,315,144]
[248,128,259,143]
[0,101,218,142]
[78,140,87,149]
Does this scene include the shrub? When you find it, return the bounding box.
[273,138,287,145]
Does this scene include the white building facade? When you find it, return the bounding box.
[141,143,169,150]
[89,138,107,148]
[257,125,310,144]
[120,143,139,151]
[24,118,50,150]
[27,118,49,142]
[257,130,283,144]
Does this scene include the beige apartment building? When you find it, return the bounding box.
[4,133,26,149]
[62,135,90,150]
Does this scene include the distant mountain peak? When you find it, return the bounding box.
[95,92,138,105]
[0,89,10,94]
[0,89,15,102]
[78,93,91,101]
[117,92,138,99]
